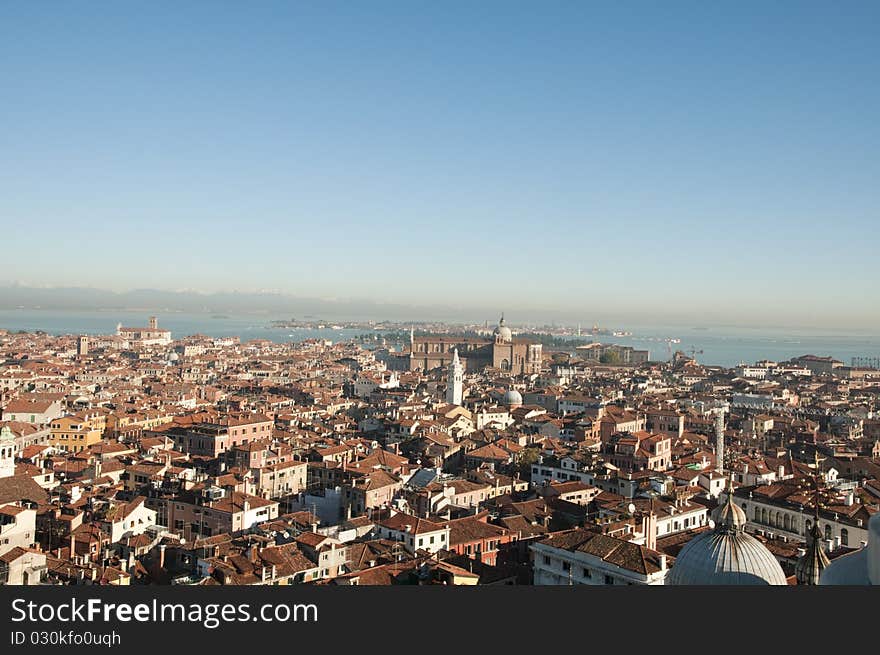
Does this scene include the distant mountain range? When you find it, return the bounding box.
[0,284,870,331]
[0,284,491,323]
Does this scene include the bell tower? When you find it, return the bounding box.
[0,426,15,479]
[446,348,463,406]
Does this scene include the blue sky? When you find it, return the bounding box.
[1,2,878,326]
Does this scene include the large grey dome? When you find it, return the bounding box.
[493,315,512,343]
[667,487,787,586]
[502,389,522,407]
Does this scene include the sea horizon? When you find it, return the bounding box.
[1,308,877,369]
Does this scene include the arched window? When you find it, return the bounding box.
[824,524,832,540]
[783,514,791,531]
[754,507,761,522]
[805,519,812,533]
[761,508,768,524]
[841,528,848,546]
[775,512,782,528]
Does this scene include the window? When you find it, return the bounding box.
[543,555,551,566]
[582,568,592,579]
[604,575,614,585]
[824,524,832,540]
[841,528,849,546]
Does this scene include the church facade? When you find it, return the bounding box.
[408,316,542,376]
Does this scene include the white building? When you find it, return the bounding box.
[0,506,37,558]
[374,512,451,555]
[95,497,158,543]
[116,316,172,346]
[0,428,14,479]
[531,528,668,585]
[446,348,463,406]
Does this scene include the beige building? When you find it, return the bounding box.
[116,316,172,345]
[255,460,309,500]
[409,316,542,375]
[2,396,64,425]
[0,547,47,585]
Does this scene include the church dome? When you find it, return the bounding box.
[502,389,522,407]
[493,315,512,343]
[667,487,788,586]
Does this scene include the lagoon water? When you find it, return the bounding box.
[0,309,878,369]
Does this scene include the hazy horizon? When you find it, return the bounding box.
[1,283,878,334]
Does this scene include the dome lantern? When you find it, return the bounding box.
[667,477,788,585]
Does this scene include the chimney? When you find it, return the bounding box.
[845,490,854,506]
[159,544,166,569]
[69,533,76,560]
[778,464,785,479]
[641,512,657,551]
[658,554,666,571]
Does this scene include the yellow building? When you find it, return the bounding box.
[105,410,174,439]
[50,415,104,453]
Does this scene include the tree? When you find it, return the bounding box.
[599,350,621,365]
[515,447,541,479]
